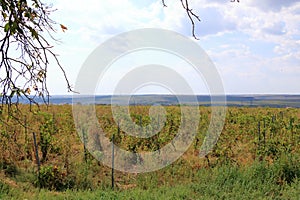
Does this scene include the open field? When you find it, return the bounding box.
[0,105,300,199]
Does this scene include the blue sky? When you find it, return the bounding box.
[46,0,300,94]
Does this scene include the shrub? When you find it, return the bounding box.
[36,165,75,191]
[274,155,300,185]
[0,161,18,177]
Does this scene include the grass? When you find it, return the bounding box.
[0,105,300,199]
[1,157,300,199]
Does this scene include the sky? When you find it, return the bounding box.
[46,0,300,95]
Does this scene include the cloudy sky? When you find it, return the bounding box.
[47,0,300,95]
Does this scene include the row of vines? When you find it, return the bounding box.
[0,105,299,191]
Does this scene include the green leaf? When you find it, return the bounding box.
[1,3,8,11]
[24,12,31,18]
[4,23,10,32]
[1,11,7,19]
[29,27,38,39]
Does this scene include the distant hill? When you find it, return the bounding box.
[12,94,300,108]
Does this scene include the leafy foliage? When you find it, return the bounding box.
[0,0,71,111]
[36,165,75,191]
[39,112,57,162]
[0,105,299,198]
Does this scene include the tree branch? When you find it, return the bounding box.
[161,0,167,7]
[0,0,73,116]
[162,0,201,39]
[180,0,201,40]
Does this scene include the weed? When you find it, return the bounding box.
[36,165,75,191]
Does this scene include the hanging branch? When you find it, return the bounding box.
[161,0,201,39]
[162,0,239,39]
[0,0,72,114]
[180,0,201,40]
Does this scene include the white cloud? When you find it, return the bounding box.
[247,0,299,12]
[42,0,300,94]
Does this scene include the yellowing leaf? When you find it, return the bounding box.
[60,24,68,32]
[25,88,31,94]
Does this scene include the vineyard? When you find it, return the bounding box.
[0,105,300,199]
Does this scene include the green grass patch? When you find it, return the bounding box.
[2,157,300,200]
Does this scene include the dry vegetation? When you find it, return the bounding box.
[0,105,300,199]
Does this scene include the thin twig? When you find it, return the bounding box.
[162,0,201,39]
[180,0,201,40]
[0,1,74,118]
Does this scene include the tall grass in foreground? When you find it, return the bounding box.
[1,154,300,200]
[1,106,300,199]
